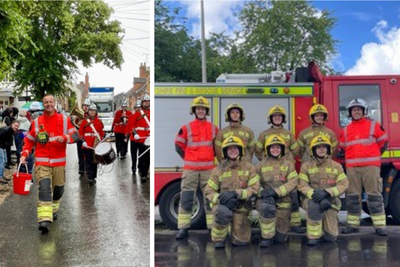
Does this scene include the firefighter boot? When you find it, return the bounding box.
[38,221,51,234]
[260,238,274,248]
[214,239,226,249]
[307,238,321,246]
[88,179,97,186]
[341,227,359,234]
[376,228,388,236]
[176,229,189,240]
[291,226,306,234]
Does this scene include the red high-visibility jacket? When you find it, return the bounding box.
[112,109,132,134]
[127,108,150,143]
[79,115,105,148]
[339,117,388,167]
[22,112,79,167]
[175,119,219,170]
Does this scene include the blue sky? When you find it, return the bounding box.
[165,0,400,75]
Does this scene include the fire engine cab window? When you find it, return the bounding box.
[338,85,382,127]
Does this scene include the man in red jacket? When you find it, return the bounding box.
[127,95,150,182]
[20,95,79,234]
[340,98,388,236]
[175,96,219,240]
[79,104,105,185]
[112,100,132,159]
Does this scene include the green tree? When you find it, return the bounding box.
[0,1,34,81]
[11,0,124,100]
[238,0,337,73]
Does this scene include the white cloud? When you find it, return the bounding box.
[180,0,243,38]
[346,20,400,75]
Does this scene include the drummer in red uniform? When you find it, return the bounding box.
[112,100,132,159]
[127,94,150,182]
[79,104,105,185]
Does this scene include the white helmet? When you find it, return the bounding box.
[83,98,91,106]
[142,94,150,101]
[89,104,97,111]
[121,100,128,107]
[347,98,368,116]
[135,100,142,108]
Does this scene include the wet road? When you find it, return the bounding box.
[155,221,400,267]
[0,144,150,266]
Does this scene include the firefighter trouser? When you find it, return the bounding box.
[211,205,252,245]
[257,199,291,242]
[35,165,65,223]
[177,170,212,229]
[345,166,385,229]
[115,133,128,157]
[302,198,339,241]
[77,140,84,173]
[290,190,302,228]
[83,149,98,180]
[137,142,150,178]
[130,140,139,172]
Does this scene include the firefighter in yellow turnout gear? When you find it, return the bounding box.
[298,135,348,246]
[255,105,304,234]
[205,136,260,248]
[214,103,256,163]
[297,104,338,163]
[255,135,299,247]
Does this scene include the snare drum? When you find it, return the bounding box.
[94,142,116,165]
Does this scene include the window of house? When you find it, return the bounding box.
[338,85,382,127]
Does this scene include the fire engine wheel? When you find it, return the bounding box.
[158,182,206,230]
[388,179,400,224]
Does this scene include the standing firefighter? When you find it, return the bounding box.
[340,98,388,236]
[255,105,303,234]
[127,94,150,181]
[298,135,348,246]
[214,103,256,163]
[255,135,299,247]
[128,100,142,173]
[298,104,338,163]
[79,104,105,185]
[112,100,132,159]
[205,136,260,248]
[175,96,219,239]
[20,95,79,233]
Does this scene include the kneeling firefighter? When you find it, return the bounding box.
[255,135,299,247]
[205,136,260,248]
[298,135,349,246]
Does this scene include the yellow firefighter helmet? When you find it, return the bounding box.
[265,134,286,157]
[309,104,329,121]
[268,105,287,124]
[225,103,245,122]
[310,135,332,157]
[222,136,244,159]
[190,96,210,116]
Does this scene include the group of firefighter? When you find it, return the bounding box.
[76,95,150,184]
[174,96,388,248]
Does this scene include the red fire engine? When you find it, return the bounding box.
[155,61,400,229]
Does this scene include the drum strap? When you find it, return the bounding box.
[139,109,150,128]
[86,118,102,145]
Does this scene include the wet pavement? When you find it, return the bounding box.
[155,217,400,267]
[0,144,150,266]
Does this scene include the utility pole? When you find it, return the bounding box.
[200,0,207,83]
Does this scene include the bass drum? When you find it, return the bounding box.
[94,142,116,165]
[144,136,150,146]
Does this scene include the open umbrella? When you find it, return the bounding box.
[21,101,44,111]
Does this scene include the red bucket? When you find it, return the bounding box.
[13,163,32,195]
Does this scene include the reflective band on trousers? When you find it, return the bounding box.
[36,157,67,163]
[185,122,216,147]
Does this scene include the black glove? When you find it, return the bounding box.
[319,199,332,211]
[261,187,277,199]
[263,196,276,205]
[312,189,330,203]
[225,198,238,210]
[219,191,238,205]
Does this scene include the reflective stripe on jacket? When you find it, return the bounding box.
[339,118,388,167]
[175,119,218,170]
